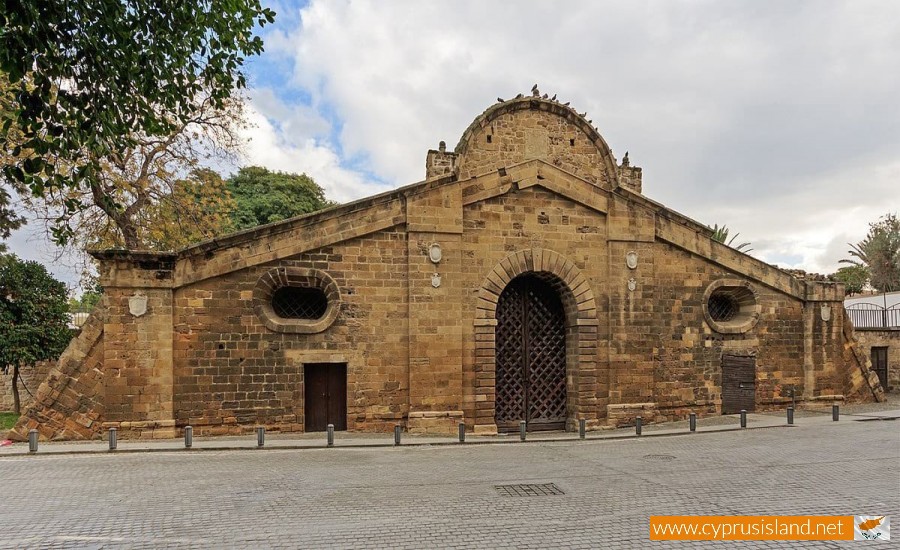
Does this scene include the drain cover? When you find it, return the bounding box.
[494,483,565,497]
[643,454,676,461]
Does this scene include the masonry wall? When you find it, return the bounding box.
[457,107,615,187]
[0,360,53,413]
[644,243,806,420]
[10,304,106,441]
[171,228,409,435]
[460,185,609,429]
[853,329,900,392]
[10,96,882,441]
[103,287,174,439]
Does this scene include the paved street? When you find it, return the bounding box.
[1,417,898,549]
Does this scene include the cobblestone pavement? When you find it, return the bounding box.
[0,418,897,549]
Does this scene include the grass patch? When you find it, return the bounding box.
[0,412,19,431]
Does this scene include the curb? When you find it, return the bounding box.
[1,423,794,458]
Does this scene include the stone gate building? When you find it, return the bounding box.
[12,91,884,440]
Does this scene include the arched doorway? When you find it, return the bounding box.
[495,274,567,431]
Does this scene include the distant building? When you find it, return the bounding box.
[845,291,899,391]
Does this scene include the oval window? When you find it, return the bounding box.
[707,292,740,322]
[272,286,328,320]
[702,280,760,334]
[252,267,341,334]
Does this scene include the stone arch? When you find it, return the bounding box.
[454,96,621,189]
[473,248,601,434]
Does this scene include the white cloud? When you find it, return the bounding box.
[4,200,83,291]
[7,0,900,284]
[239,90,390,202]
[259,0,900,272]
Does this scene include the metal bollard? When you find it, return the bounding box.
[689,412,697,432]
[635,416,642,436]
[519,421,527,441]
[579,418,586,440]
[256,426,265,447]
[458,422,465,443]
[184,426,193,448]
[28,429,38,453]
[394,425,402,446]
[326,424,334,447]
[787,407,794,425]
[740,410,747,429]
[832,404,839,421]
[108,428,117,451]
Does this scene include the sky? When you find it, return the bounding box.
[8,0,900,291]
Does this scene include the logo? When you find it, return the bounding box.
[855,516,890,540]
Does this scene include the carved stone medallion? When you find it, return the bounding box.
[626,251,638,270]
[429,243,442,264]
[128,293,148,317]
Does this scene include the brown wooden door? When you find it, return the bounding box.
[304,363,347,431]
[721,355,756,414]
[872,347,888,389]
[495,275,567,432]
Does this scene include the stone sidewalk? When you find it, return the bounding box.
[4,406,898,456]
[1,407,897,549]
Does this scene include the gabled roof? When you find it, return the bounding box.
[91,157,835,301]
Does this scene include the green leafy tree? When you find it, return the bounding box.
[0,74,26,248]
[831,265,869,296]
[0,186,24,252]
[841,213,900,293]
[67,283,102,313]
[0,255,72,413]
[226,167,336,231]
[1,1,275,244]
[710,223,753,253]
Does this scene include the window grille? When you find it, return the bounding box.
[272,287,328,320]
[708,292,739,322]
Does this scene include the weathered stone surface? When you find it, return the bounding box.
[9,300,106,441]
[12,94,883,440]
[850,327,898,392]
[0,360,53,413]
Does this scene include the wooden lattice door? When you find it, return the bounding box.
[495,275,567,431]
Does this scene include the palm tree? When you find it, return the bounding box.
[840,213,900,293]
[710,224,753,253]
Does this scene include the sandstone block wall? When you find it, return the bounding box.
[461,185,607,431]
[425,142,458,180]
[172,229,409,436]
[10,94,883,440]
[455,99,618,189]
[853,328,900,392]
[10,303,106,440]
[0,360,53,413]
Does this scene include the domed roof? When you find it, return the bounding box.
[455,86,618,189]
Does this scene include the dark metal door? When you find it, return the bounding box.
[304,363,347,431]
[872,347,888,389]
[495,275,567,431]
[721,355,756,414]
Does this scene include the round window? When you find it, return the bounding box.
[702,280,760,334]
